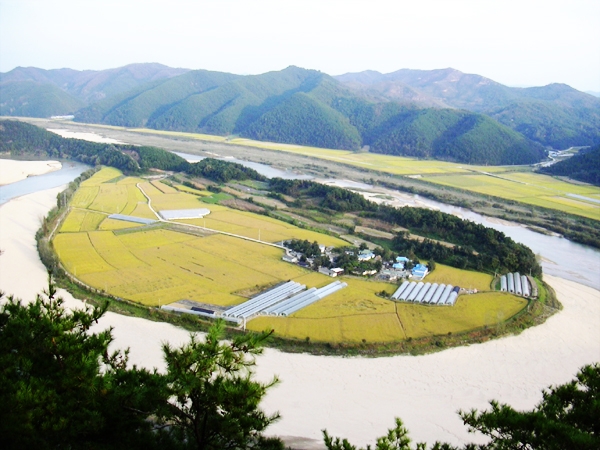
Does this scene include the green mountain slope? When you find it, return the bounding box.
[76,66,546,164]
[332,98,545,164]
[539,144,600,186]
[2,65,548,165]
[336,69,600,149]
[243,92,361,149]
[0,81,84,117]
[0,63,189,104]
[0,64,190,120]
[147,66,327,135]
[76,70,240,127]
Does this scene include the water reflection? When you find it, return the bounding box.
[0,161,89,205]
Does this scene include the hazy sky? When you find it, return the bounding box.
[1,0,599,91]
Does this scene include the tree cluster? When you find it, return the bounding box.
[0,281,282,450]
[0,120,266,183]
[270,178,541,276]
[285,239,322,258]
[2,282,598,449]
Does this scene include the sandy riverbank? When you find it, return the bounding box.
[0,178,598,448]
[0,159,62,185]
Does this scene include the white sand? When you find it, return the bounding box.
[0,180,599,449]
[0,159,62,185]
[47,128,127,144]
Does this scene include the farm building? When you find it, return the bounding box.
[499,273,532,298]
[396,256,410,263]
[358,250,375,261]
[282,254,298,263]
[108,214,157,225]
[159,208,211,220]
[221,280,347,322]
[411,264,429,279]
[391,281,460,306]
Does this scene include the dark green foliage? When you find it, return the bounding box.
[244,92,361,150]
[0,120,139,172]
[0,280,282,450]
[285,239,322,257]
[0,281,167,449]
[133,145,191,171]
[269,178,373,212]
[0,120,266,182]
[269,178,541,276]
[161,321,280,449]
[539,144,600,186]
[187,157,266,183]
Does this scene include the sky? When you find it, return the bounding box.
[1,0,599,92]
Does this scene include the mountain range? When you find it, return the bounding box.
[1,63,598,165]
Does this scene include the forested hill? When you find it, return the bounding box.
[0,63,189,106]
[0,120,266,183]
[1,65,551,165]
[70,66,544,165]
[336,68,600,149]
[539,144,600,186]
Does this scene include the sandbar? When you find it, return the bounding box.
[0,159,62,185]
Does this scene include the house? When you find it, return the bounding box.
[392,262,404,270]
[358,250,375,261]
[282,254,298,263]
[319,267,332,276]
[396,256,410,263]
[411,263,429,279]
[319,267,344,277]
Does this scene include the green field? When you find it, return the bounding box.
[54,167,530,344]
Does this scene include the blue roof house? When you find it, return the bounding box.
[411,263,429,279]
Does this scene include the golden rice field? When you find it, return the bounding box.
[421,172,600,220]
[424,264,493,292]
[56,166,530,344]
[397,292,526,339]
[247,283,526,343]
[180,210,348,247]
[60,209,107,233]
[173,184,212,196]
[54,230,312,306]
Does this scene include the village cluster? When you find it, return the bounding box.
[282,244,430,281]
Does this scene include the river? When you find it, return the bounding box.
[0,161,89,206]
